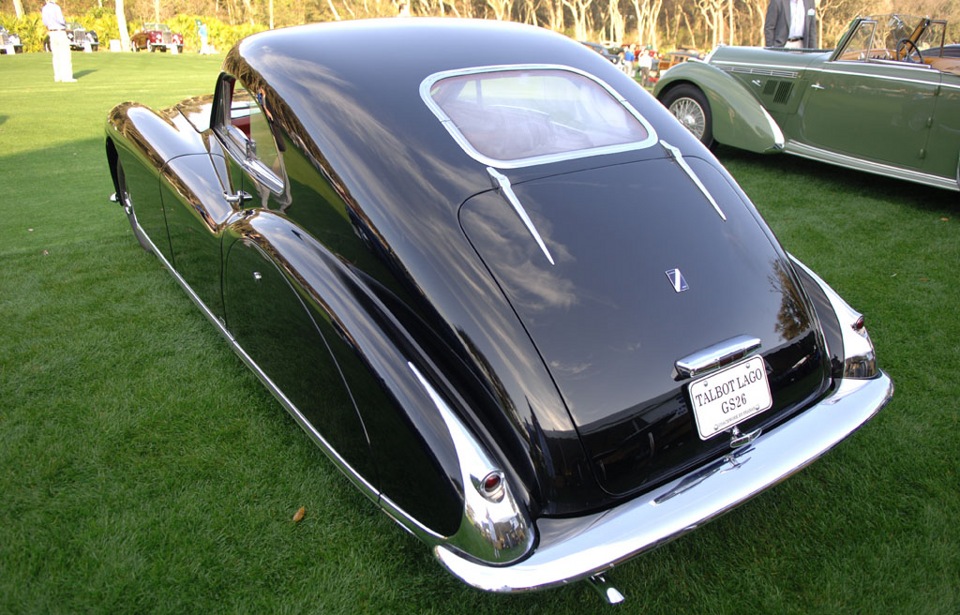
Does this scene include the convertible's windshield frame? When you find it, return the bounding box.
[421,64,658,169]
[833,15,950,63]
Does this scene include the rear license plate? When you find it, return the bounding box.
[689,355,772,440]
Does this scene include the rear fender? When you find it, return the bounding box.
[657,61,785,153]
[221,212,533,563]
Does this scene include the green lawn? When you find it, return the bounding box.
[1,51,957,613]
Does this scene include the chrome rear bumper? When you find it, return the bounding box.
[435,372,893,593]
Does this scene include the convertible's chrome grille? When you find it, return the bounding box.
[162,31,172,44]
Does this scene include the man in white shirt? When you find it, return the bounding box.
[637,48,653,87]
[42,0,75,82]
[764,0,818,49]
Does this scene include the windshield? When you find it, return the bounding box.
[838,15,949,60]
[422,66,656,168]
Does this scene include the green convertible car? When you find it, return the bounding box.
[654,14,960,191]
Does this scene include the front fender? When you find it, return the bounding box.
[656,61,785,154]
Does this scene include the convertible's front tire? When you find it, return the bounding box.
[115,159,153,254]
[660,84,714,148]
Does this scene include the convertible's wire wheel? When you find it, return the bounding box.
[668,97,706,140]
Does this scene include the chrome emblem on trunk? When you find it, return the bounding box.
[666,268,688,293]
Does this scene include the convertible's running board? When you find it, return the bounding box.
[785,141,960,192]
[434,373,893,595]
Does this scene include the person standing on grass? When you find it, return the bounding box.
[637,47,653,86]
[42,0,75,82]
[198,21,209,54]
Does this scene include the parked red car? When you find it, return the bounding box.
[131,23,183,53]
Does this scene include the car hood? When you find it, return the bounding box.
[708,45,831,70]
[460,156,831,497]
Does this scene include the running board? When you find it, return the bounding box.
[784,141,959,191]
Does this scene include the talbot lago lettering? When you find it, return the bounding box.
[104,18,892,603]
[692,365,765,408]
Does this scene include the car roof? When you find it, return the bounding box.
[220,19,694,222]
[229,20,672,180]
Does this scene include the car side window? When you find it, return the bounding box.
[217,77,285,195]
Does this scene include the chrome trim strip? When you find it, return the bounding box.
[675,335,762,379]
[816,65,943,87]
[717,64,799,78]
[784,140,959,191]
[420,64,659,170]
[379,492,444,542]
[712,60,808,75]
[660,140,727,221]
[714,58,960,91]
[434,372,893,593]
[487,167,555,265]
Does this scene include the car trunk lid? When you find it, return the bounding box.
[459,156,831,497]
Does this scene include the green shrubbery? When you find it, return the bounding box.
[0,10,267,53]
[1,13,44,52]
[164,15,267,54]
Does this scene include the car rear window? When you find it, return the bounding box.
[421,66,657,168]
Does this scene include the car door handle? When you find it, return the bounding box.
[811,83,825,90]
[223,190,253,204]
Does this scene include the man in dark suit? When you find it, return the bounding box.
[764,0,818,48]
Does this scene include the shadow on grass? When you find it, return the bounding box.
[75,69,96,79]
[715,145,958,214]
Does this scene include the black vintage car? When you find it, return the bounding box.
[104,19,892,602]
[44,22,100,52]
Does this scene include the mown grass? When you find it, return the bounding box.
[1,51,957,613]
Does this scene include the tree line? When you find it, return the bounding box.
[3,0,957,54]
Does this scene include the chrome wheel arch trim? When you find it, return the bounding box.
[409,362,536,564]
[788,255,877,379]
